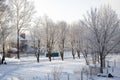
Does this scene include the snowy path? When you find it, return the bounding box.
[0,65,19,80]
[0,57,86,80]
[0,54,120,80]
[0,62,21,80]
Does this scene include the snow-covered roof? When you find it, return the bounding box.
[19,36,28,41]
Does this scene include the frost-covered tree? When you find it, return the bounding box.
[57,21,68,61]
[74,21,90,65]
[69,23,78,59]
[74,22,83,59]
[83,6,120,73]
[0,0,12,64]
[11,0,35,59]
[43,16,59,61]
[31,17,44,63]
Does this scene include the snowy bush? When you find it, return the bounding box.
[51,66,63,80]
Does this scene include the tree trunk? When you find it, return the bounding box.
[83,50,89,65]
[61,40,65,61]
[37,40,40,63]
[2,46,5,64]
[2,43,5,64]
[60,51,64,61]
[100,55,103,73]
[72,48,75,59]
[103,57,106,68]
[92,53,96,64]
[37,53,40,63]
[100,53,106,73]
[48,50,52,61]
[2,35,5,64]
[1,55,5,64]
[17,30,20,59]
[77,50,80,59]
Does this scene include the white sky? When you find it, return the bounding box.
[34,0,120,23]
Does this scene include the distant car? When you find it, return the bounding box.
[46,52,59,57]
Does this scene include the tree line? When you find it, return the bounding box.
[0,0,120,73]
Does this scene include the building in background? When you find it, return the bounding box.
[19,33,28,52]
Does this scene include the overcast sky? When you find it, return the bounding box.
[34,0,120,23]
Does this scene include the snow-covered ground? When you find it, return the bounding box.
[0,53,120,80]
